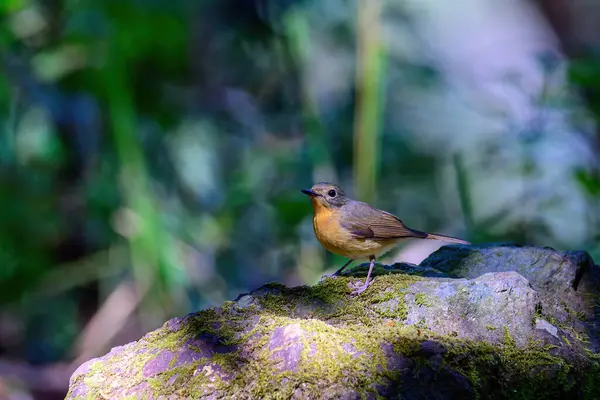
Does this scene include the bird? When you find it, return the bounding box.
[301,182,470,295]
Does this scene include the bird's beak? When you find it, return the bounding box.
[301,189,317,197]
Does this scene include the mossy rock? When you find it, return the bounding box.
[66,245,600,399]
[422,244,600,350]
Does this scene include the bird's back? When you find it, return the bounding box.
[340,200,427,240]
[311,199,410,259]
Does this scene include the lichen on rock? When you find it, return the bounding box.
[66,244,600,399]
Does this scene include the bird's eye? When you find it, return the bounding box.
[328,189,337,197]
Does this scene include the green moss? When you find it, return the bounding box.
[203,314,394,398]
[502,326,515,346]
[369,289,407,320]
[571,328,591,344]
[447,286,470,309]
[147,357,202,394]
[485,326,497,331]
[261,282,289,291]
[531,303,592,349]
[256,277,350,317]
[366,274,424,321]
[390,326,422,356]
[414,293,432,307]
[258,293,294,316]
[585,349,600,361]
[561,300,587,321]
[437,326,585,399]
[583,362,600,398]
[134,273,428,398]
[88,360,103,374]
[415,318,428,330]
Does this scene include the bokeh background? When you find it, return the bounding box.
[1,0,600,398]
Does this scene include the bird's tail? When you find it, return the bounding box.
[424,232,470,245]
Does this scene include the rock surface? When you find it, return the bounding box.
[66,244,600,399]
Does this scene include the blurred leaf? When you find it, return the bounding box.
[569,59,600,90]
[273,192,312,236]
[353,0,386,203]
[574,168,600,197]
[1,0,26,13]
[453,153,474,232]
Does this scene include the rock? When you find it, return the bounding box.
[268,324,307,372]
[66,245,600,399]
[422,244,600,350]
[535,318,559,338]
[401,271,539,347]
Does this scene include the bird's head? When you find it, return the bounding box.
[301,182,349,209]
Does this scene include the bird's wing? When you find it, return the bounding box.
[340,202,427,240]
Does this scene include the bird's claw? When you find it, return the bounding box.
[349,277,375,296]
[319,273,339,282]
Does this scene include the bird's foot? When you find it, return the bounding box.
[349,277,375,296]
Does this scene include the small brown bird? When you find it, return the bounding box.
[301,182,470,295]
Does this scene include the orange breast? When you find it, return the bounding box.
[310,199,396,259]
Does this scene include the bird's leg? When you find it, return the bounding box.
[332,259,353,276]
[350,256,376,296]
[320,259,353,281]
